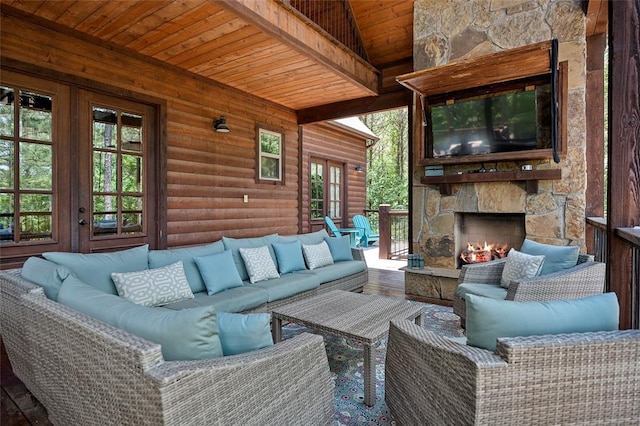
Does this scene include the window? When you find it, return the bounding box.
[257,127,283,182]
[0,86,55,244]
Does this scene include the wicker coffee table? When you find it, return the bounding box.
[271,290,423,406]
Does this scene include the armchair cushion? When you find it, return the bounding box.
[500,248,545,288]
[520,239,580,275]
[465,293,619,351]
[456,283,508,300]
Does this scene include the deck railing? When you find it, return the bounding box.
[367,205,409,260]
[587,217,640,328]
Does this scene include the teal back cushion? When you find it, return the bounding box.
[194,250,244,295]
[520,239,580,275]
[58,275,223,361]
[21,257,72,301]
[222,234,279,281]
[216,312,274,356]
[43,245,149,294]
[277,229,329,246]
[465,293,619,351]
[149,241,225,293]
[272,240,307,274]
[324,236,354,262]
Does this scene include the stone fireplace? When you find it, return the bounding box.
[404,0,588,305]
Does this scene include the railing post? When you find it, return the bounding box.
[379,204,391,259]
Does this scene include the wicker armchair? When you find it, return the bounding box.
[385,319,640,425]
[453,254,605,327]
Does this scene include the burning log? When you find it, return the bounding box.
[460,242,508,264]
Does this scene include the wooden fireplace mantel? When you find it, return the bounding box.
[420,169,561,195]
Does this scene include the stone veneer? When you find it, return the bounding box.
[412,0,588,270]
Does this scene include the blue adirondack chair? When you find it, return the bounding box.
[324,216,363,247]
[352,214,379,247]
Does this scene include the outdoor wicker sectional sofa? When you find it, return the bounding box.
[0,229,367,425]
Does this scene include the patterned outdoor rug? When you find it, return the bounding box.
[281,301,465,425]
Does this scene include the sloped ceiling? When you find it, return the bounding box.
[0,0,414,112]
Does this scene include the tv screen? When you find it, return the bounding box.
[428,84,551,158]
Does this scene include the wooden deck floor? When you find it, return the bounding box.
[1,255,450,425]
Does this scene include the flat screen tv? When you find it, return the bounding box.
[426,82,552,158]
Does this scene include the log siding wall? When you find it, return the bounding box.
[0,12,302,249]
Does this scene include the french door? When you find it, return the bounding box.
[310,158,345,226]
[0,71,159,268]
[77,90,158,254]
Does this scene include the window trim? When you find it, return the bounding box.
[255,124,284,185]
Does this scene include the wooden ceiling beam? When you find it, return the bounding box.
[215,0,379,97]
[297,89,411,124]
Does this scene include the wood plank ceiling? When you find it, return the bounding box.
[0,0,414,111]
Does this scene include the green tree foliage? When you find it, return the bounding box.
[360,108,408,210]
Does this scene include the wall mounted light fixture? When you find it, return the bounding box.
[355,165,364,172]
[213,116,230,133]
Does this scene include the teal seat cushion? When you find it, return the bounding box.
[149,241,225,293]
[194,250,244,295]
[324,236,354,262]
[162,286,269,313]
[520,239,580,275]
[272,240,307,274]
[251,272,320,302]
[307,260,366,284]
[465,293,620,351]
[43,245,149,295]
[58,275,223,361]
[21,257,72,301]
[277,229,329,245]
[455,283,508,301]
[222,234,279,281]
[217,312,274,356]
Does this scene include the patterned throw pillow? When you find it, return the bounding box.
[111,261,194,307]
[239,246,280,284]
[500,248,545,288]
[302,241,334,270]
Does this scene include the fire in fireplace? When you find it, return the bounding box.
[459,241,508,264]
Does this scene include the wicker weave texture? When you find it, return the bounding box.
[386,319,640,425]
[272,290,422,406]
[453,256,605,325]
[0,270,334,426]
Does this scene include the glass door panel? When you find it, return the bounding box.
[78,89,156,254]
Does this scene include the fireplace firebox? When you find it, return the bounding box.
[454,213,525,268]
